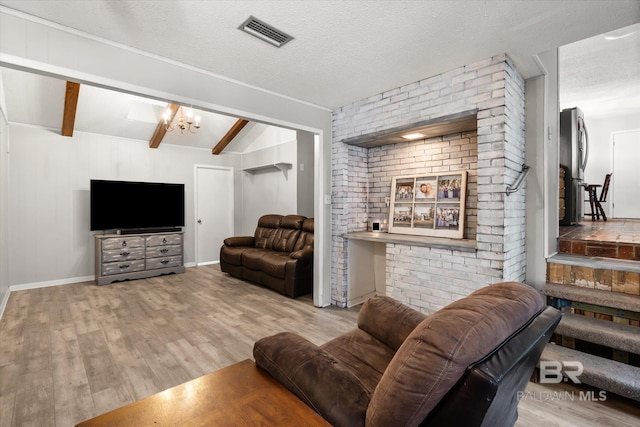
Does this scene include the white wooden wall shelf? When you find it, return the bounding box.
[242,162,292,174]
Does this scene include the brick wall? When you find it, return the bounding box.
[332,54,526,311]
[367,131,478,240]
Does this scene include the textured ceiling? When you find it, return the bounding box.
[1,0,638,109]
[560,22,640,118]
[0,1,638,147]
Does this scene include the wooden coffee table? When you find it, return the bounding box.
[76,359,329,426]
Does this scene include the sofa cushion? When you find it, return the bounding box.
[220,245,246,265]
[280,214,306,230]
[241,249,272,271]
[357,296,427,351]
[269,228,302,252]
[366,282,545,427]
[223,236,254,247]
[254,332,370,427]
[321,329,395,394]
[260,252,295,279]
[254,214,282,249]
[293,218,314,252]
[268,215,305,252]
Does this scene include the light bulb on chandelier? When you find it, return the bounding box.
[163,106,201,134]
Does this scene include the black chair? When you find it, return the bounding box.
[584,173,612,221]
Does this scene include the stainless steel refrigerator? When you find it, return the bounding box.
[559,107,589,225]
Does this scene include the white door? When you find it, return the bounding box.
[612,130,640,219]
[195,166,234,265]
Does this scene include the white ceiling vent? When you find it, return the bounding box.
[239,16,293,48]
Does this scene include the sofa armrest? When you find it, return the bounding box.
[289,247,313,261]
[253,332,370,427]
[223,236,255,247]
[357,296,427,351]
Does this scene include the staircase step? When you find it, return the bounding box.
[555,313,640,354]
[548,253,640,273]
[547,254,640,295]
[558,238,640,261]
[541,344,640,402]
[543,283,640,313]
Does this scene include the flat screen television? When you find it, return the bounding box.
[90,179,185,232]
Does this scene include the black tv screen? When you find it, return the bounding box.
[90,179,185,231]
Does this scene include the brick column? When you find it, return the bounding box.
[331,54,526,311]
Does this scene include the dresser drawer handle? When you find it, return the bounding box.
[121,241,127,247]
[161,260,170,265]
[119,264,130,269]
[160,248,169,253]
[162,238,167,244]
[120,251,130,256]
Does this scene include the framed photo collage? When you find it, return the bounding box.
[388,171,467,239]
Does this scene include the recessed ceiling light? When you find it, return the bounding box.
[402,132,427,140]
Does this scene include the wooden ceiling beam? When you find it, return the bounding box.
[149,103,179,149]
[212,119,249,155]
[61,81,80,137]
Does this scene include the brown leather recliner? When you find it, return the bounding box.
[253,282,562,426]
[220,214,314,298]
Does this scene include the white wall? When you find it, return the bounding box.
[0,74,9,311]
[242,126,296,153]
[583,112,640,218]
[524,47,561,289]
[297,130,315,218]
[536,49,560,260]
[240,140,297,235]
[7,125,241,287]
[524,76,547,289]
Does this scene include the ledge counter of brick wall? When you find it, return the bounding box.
[342,231,477,307]
[343,231,477,252]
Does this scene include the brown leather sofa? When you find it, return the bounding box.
[253,282,562,427]
[219,214,314,298]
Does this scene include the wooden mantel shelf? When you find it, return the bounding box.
[343,231,477,252]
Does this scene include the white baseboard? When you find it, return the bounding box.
[195,261,220,267]
[9,275,95,292]
[0,289,10,322]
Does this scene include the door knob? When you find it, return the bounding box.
[197,219,202,224]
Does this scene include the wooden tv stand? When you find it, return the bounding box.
[76,359,329,426]
[94,231,185,285]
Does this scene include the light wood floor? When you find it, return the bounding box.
[1,265,639,426]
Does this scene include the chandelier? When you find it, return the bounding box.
[163,106,201,134]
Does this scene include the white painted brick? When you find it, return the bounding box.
[330,54,526,307]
